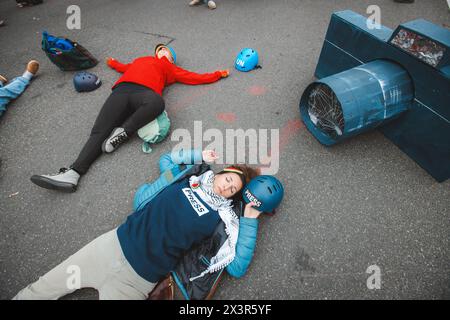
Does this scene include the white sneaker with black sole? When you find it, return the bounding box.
[30,168,80,193]
[102,127,129,153]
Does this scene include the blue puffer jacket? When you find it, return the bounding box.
[133,149,258,294]
[133,148,204,211]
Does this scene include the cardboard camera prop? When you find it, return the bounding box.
[299,10,450,182]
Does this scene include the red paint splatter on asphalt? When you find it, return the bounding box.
[248,85,268,96]
[258,118,304,174]
[216,112,237,123]
[169,86,210,116]
[279,119,304,152]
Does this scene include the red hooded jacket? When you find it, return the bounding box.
[108,56,222,95]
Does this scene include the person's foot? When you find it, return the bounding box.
[0,75,7,85]
[30,168,80,192]
[189,0,202,5]
[0,20,5,27]
[207,1,217,9]
[102,127,129,153]
[26,60,39,75]
[17,1,43,7]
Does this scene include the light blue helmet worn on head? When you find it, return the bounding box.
[235,48,259,72]
[155,43,177,64]
[242,175,284,214]
[167,46,177,64]
[73,71,101,92]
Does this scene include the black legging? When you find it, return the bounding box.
[71,82,165,175]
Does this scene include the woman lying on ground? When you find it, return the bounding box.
[30,44,229,192]
[15,149,264,300]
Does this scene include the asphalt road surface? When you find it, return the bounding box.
[0,0,449,300]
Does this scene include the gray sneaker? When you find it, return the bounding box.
[31,168,80,192]
[102,127,129,153]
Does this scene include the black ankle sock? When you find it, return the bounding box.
[70,167,82,176]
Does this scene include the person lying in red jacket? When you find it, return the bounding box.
[30,44,229,193]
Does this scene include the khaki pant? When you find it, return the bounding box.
[13,229,156,300]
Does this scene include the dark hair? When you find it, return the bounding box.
[230,164,260,185]
[218,165,260,203]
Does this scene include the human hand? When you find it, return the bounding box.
[244,202,262,219]
[218,69,230,78]
[202,149,219,163]
[106,57,115,67]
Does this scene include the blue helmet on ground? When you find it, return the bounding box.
[155,43,177,64]
[242,175,284,213]
[235,48,259,72]
[73,71,101,92]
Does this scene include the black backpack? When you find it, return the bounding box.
[41,31,98,71]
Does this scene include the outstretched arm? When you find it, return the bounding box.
[173,65,228,85]
[158,149,204,173]
[226,202,262,278]
[106,57,131,73]
[134,149,201,211]
[133,149,217,211]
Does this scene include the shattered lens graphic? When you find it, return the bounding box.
[307,84,345,139]
[390,28,445,67]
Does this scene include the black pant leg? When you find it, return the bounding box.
[122,89,165,134]
[71,90,131,175]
